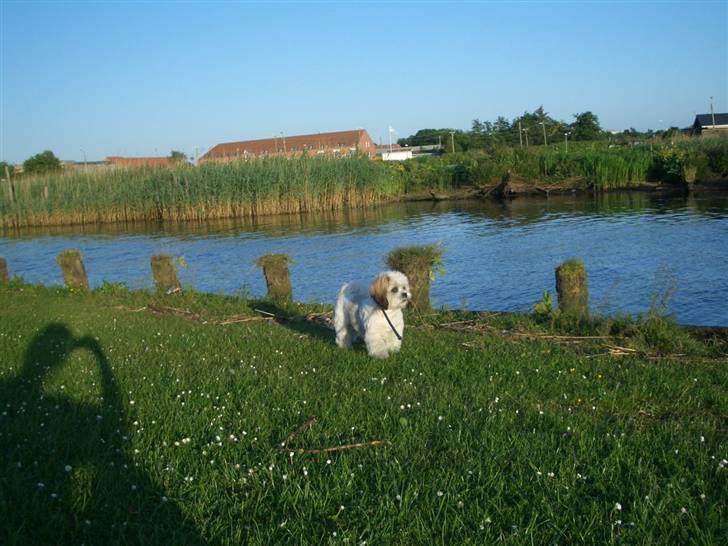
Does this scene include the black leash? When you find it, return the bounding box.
[380,309,402,340]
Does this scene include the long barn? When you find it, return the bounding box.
[200,129,376,163]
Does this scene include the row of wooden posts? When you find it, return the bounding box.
[0,251,589,317]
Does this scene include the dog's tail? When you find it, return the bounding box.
[334,282,349,317]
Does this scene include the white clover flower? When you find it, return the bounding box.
[64,465,72,472]
[437,491,444,497]
[615,502,622,511]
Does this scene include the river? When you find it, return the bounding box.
[2,192,727,326]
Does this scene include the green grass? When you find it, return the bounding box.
[1,283,726,544]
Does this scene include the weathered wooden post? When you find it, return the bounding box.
[386,244,443,311]
[256,254,292,301]
[0,257,8,284]
[555,259,588,317]
[151,255,181,293]
[56,250,88,289]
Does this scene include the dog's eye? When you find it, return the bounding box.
[391,287,398,293]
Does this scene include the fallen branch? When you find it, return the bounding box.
[294,440,389,454]
[218,315,270,325]
[278,416,389,454]
[147,304,204,322]
[512,332,610,341]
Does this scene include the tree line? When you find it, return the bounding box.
[0,150,189,179]
[397,107,672,151]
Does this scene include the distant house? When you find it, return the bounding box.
[381,149,414,161]
[199,129,376,163]
[106,156,174,168]
[376,143,443,161]
[691,113,728,136]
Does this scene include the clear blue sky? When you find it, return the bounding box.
[1,0,726,163]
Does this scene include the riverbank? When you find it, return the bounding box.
[2,140,726,229]
[1,283,726,544]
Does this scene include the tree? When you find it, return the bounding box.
[169,150,187,163]
[0,161,15,179]
[571,112,603,141]
[471,119,484,136]
[23,150,62,174]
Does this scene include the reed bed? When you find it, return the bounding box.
[2,141,726,229]
[1,156,401,229]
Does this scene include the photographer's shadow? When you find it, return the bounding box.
[0,323,208,545]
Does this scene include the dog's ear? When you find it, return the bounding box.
[370,273,389,310]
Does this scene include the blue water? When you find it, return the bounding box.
[2,192,727,326]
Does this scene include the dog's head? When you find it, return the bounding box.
[370,271,410,311]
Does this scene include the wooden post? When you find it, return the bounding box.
[56,250,89,289]
[0,257,8,284]
[555,259,588,317]
[256,254,292,301]
[386,244,443,311]
[151,255,181,293]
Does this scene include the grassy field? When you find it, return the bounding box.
[1,283,726,545]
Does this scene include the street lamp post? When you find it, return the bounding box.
[564,132,571,153]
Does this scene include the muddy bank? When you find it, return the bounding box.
[403,177,727,202]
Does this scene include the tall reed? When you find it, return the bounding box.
[1,156,401,228]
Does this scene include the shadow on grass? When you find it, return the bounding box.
[0,323,209,546]
[254,299,337,346]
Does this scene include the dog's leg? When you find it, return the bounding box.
[364,332,390,359]
[336,326,356,348]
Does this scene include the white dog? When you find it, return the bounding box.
[334,271,410,359]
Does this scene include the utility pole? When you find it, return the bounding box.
[710,96,716,128]
[564,132,571,153]
[281,132,287,154]
[518,120,523,148]
[450,131,455,153]
[523,127,529,147]
[80,149,87,168]
[540,120,548,146]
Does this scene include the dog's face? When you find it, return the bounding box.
[370,271,410,311]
